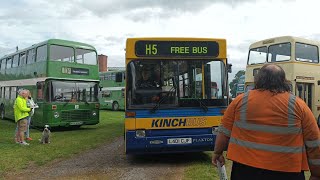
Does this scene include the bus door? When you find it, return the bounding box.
[296,83,312,110]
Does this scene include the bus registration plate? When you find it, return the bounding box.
[167,138,192,145]
[70,121,83,126]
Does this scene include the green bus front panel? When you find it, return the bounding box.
[31,103,99,127]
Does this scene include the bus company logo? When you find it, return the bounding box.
[151,117,207,128]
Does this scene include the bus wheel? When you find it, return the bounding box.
[112,101,119,111]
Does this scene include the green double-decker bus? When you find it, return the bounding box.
[0,39,100,128]
[99,70,125,111]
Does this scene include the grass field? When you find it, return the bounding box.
[0,110,312,179]
[0,110,124,177]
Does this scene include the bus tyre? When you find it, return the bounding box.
[112,101,119,111]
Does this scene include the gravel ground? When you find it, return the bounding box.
[4,137,206,180]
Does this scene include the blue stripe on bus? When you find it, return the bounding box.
[126,107,224,118]
[125,128,217,154]
[146,128,212,136]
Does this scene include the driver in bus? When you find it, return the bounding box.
[135,66,160,103]
[137,66,160,89]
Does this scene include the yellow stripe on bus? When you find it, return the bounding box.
[125,118,136,130]
[125,116,222,130]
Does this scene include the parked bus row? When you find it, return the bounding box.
[3,36,319,154]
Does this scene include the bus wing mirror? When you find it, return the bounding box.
[227,64,232,73]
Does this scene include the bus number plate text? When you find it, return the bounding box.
[167,138,192,145]
[70,121,83,126]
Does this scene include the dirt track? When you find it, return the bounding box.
[5,136,210,180]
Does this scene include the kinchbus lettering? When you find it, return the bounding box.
[151,118,187,127]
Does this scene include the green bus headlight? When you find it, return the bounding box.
[54,112,59,118]
[92,111,97,116]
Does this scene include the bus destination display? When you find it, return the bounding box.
[135,41,219,57]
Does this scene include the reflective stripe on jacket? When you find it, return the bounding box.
[218,90,320,172]
[14,95,30,122]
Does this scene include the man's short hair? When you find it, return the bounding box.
[17,88,24,94]
[19,89,28,96]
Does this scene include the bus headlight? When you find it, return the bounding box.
[212,127,218,134]
[54,112,59,118]
[92,111,97,116]
[136,130,146,138]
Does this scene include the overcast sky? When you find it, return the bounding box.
[1,0,319,78]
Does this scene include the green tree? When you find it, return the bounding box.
[229,70,245,98]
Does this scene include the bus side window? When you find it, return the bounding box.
[19,52,27,66]
[10,87,16,99]
[27,48,35,64]
[116,72,122,82]
[6,57,12,69]
[37,81,45,100]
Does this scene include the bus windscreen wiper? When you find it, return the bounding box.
[150,86,176,113]
[184,86,208,112]
[195,98,208,112]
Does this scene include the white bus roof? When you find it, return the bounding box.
[249,36,320,49]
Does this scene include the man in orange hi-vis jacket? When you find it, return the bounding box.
[212,64,320,180]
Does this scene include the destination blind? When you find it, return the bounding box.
[135,41,219,57]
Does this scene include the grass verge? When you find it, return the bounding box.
[183,152,232,180]
[0,110,124,176]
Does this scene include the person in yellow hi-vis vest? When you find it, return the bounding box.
[14,89,31,146]
[212,64,320,180]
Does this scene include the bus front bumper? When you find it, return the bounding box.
[125,131,217,154]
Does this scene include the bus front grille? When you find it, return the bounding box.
[61,110,91,121]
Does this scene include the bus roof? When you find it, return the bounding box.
[249,36,320,49]
[0,39,96,59]
[127,37,227,41]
